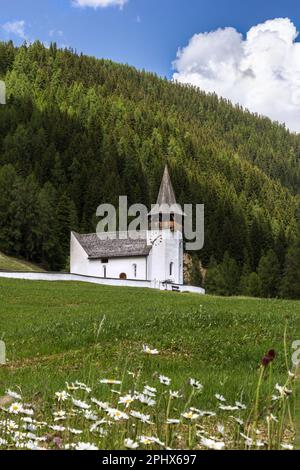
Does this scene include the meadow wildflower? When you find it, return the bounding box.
[76,442,99,451]
[189,379,203,391]
[118,394,135,408]
[6,390,22,401]
[159,375,171,386]
[100,379,122,385]
[142,345,159,355]
[281,443,293,450]
[8,403,24,415]
[72,398,90,410]
[200,437,225,450]
[55,391,70,402]
[215,394,226,402]
[130,410,153,424]
[182,410,200,421]
[124,438,139,449]
[136,393,156,407]
[107,408,129,421]
[170,390,182,399]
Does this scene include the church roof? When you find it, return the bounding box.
[149,165,184,216]
[73,232,152,259]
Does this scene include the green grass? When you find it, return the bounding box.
[0,278,299,414]
[0,252,44,272]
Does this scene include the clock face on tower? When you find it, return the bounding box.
[150,233,163,246]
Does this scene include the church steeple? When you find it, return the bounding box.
[156,165,177,208]
[149,165,184,231]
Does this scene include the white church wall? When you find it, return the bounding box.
[70,233,147,280]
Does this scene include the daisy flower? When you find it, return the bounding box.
[6,390,22,401]
[281,443,293,450]
[107,408,129,421]
[181,411,200,421]
[124,438,139,450]
[189,379,203,391]
[215,394,226,402]
[100,379,122,385]
[159,375,171,386]
[200,437,225,450]
[118,394,135,408]
[55,391,70,402]
[76,442,99,451]
[9,403,24,415]
[166,418,180,425]
[72,399,90,410]
[142,345,159,355]
[130,410,153,424]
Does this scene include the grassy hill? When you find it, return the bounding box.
[0,251,44,272]
[0,278,299,449]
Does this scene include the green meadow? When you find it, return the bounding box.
[0,252,44,273]
[0,278,299,413]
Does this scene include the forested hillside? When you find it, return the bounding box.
[0,41,299,298]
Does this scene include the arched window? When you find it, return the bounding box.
[169,262,174,277]
[133,264,137,278]
[103,265,107,279]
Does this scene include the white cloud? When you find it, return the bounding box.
[173,18,300,133]
[72,0,128,9]
[2,20,27,40]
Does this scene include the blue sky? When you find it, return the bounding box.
[1,0,300,131]
[0,0,299,77]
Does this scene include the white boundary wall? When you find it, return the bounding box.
[0,272,205,295]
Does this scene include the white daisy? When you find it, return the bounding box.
[107,408,129,421]
[201,437,225,450]
[142,345,159,355]
[72,399,90,410]
[159,375,171,386]
[215,394,226,402]
[281,443,293,450]
[182,411,200,421]
[124,438,139,449]
[76,442,98,451]
[55,391,70,402]
[189,379,203,391]
[6,389,22,401]
[8,403,24,415]
[118,394,135,408]
[100,379,122,385]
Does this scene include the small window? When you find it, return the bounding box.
[169,262,174,277]
[103,266,107,279]
[133,264,137,278]
[101,258,109,264]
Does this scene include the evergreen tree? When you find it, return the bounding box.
[280,244,300,299]
[257,249,280,298]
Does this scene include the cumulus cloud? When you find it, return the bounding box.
[173,18,300,133]
[72,0,128,8]
[2,20,27,40]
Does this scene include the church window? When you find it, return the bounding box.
[133,264,137,278]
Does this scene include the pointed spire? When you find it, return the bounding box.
[156,165,177,207]
[149,165,184,216]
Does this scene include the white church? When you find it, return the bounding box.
[70,166,205,294]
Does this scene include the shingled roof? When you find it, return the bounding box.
[149,165,184,216]
[73,232,152,259]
